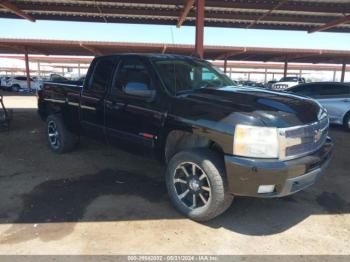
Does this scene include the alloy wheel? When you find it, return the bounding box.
[48,120,60,149]
[173,162,211,210]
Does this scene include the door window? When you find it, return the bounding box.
[315,84,350,96]
[112,56,153,97]
[290,84,313,96]
[88,58,115,95]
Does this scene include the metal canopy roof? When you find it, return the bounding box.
[1,38,350,64]
[0,0,350,33]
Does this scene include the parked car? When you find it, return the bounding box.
[271,76,306,91]
[287,82,350,131]
[4,76,41,92]
[0,76,10,89]
[265,80,278,89]
[38,54,333,221]
[238,80,265,88]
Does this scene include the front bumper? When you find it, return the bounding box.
[224,138,333,198]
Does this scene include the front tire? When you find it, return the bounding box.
[344,112,350,131]
[11,85,20,92]
[46,114,77,154]
[165,149,233,221]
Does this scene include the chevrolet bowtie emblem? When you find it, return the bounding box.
[314,129,322,143]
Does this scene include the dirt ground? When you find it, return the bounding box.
[0,92,349,255]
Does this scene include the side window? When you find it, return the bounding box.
[197,67,219,81]
[316,84,348,96]
[88,58,115,94]
[112,57,152,96]
[291,84,311,95]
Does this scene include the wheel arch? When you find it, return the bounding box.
[163,129,225,163]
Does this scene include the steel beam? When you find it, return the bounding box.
[215,49,247,60]
[309,15,350,33]
[246,0,289,29]
[79,43,103,56]
[177,0,195,28]
[194,0,205,59]
[284,57,288,77]
[0,0,35,22]
[341,63,347,83]
[162,45,167,54]
[24,47,31,91]
[223,58,227,73]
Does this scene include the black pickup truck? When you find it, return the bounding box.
[38,54,333,221]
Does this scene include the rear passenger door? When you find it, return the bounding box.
[80,56,117,140]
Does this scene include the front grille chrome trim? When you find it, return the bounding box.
[278,117,329,161]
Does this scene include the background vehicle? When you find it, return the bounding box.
[287,82,350,131]
[238,80,265,88]
[0,76,10,89]
[38,54,332,221]
[272,76,306,90]
[266,80,278,89]
[3,76,41,92]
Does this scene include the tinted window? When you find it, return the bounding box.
[88,58,115,94]
[291,83,350,97]
[312,83,350,96]
[289,84,313,95]
[15,77,27,81]
[112,56,152,96]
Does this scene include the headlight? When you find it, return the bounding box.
[234,124,279,158]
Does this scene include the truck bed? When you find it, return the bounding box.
[38,82,82,132]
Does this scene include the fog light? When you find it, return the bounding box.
[258,185,275,194]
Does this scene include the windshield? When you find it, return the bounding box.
[152,57,235,95]
[280,77,299,82]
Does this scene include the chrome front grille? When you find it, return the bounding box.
[279,117,329,160]
[273,84,288,90]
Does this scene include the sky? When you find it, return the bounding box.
[1,18,350,50]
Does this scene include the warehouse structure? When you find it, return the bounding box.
[0,0,350,88]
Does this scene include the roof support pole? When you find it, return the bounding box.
[264,68,268,84]
[341,63,346,83]
[37,61,41,76]
[283,57,288,77]
[195,0,205,59]
[78,63,81,77]
[223,57,227,73]
[24,47,31,92]
[333,70,337,81]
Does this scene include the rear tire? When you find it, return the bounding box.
[344,112,350,131]
[165,148,233,222]
[46,114,77,154]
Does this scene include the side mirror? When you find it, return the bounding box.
[124,82,155,99]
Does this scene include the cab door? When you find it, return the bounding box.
[80,56,117,140]
[105,55,165,156]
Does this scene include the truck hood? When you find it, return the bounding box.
[174,86,324,128]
